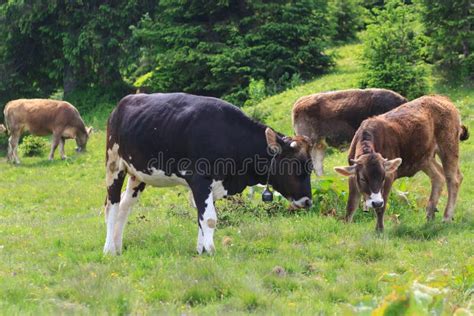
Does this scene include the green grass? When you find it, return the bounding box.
[0,43,473,314]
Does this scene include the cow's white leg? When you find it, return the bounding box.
[197,226,204,254]
[113,177,145,254]
[311,141,326,176]
[103,146,125,255]
[104,202,119,254]
[197,191,217,254]
[192,181,217,255]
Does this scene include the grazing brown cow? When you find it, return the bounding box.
[334,95,469,231]
[292,89,407,176]
[4,99,92,163]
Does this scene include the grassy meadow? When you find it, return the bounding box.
[0,43,473,314]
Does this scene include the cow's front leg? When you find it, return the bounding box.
[103,166,126,255]
[49,134,61,160]
[190,178,217,254]
[345,176,361,222]
[375,177,394,232]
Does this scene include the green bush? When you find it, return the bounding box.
[19,135,47,157]
[360,0,428,99]
[244,78,271,123]
[244,79,267,107]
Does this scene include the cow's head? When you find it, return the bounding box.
[265,128,313,209]
[335,153,402,208]
[76,126,93,152]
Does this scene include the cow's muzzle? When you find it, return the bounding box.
[365,192,384,209]
[291,197,312,209]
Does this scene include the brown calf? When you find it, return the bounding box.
[4,99,92,163]
[292,89,407,176]
[335,95,468,231]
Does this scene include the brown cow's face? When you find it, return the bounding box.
[76,127,93,152]
[265,128,313,209]
[335,153,402,208]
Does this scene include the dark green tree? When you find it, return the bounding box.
[417,0,473,79]
[0,1,156,108]
[130,0,334,105]
[328,0,364,42]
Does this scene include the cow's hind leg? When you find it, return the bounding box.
[8,131,21,164]
[422,159,445,221]
[113,176,145,254]
[311,140,326,176]
[190,178,217,254]
[438,141,462,222]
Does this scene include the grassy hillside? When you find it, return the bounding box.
[0,43,473,314]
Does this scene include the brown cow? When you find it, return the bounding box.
[292,89,407,176]
[334,95,469,231]
[4,99,92,163]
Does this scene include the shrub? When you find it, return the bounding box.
[19,135,47,157]
[360,0,428,99]
[244,78,270,123]
[244,78,267,107]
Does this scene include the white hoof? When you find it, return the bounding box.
[202,233,215,254]
[196,236,215,255]
[197,242,204,255]
[103,242,117,255]
[442,216,453,223]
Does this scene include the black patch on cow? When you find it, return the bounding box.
[132,182,146,198]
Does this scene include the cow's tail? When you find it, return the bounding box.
[460,125,469,141]
[2,104,10,135]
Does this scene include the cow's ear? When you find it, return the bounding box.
[265,128,280,151]
[384,158,402,173]
[86,126,93,135]
[334,165,357,177]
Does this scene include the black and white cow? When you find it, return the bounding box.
[104,93,313,255]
